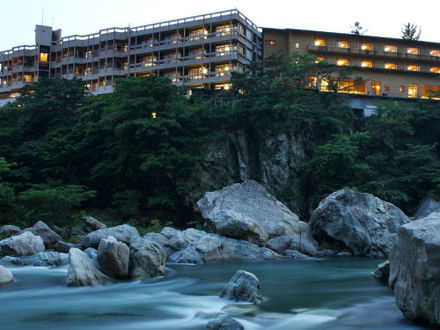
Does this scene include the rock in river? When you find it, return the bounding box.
[80,224,140,249]
[220,270,262,304]
[129,236,166,279]
[22,221,61,249]
[97,236,129,279]
[66,248,107,286]
[0,232,45,257]
[0,265,13,285]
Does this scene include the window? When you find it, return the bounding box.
[430,50,440,56]
[407,65,419,71]
[216,25,233,36]
[384,84,390,92]
[338,41,349,48]
[430,67,440,73]
[214,83,231,90]
[215,44,231,56]
[190,28,208,40]
[361,60,373,68]
[361,43,372,50]
[314,39,326,46]
[265,40,276,45]
[24,74,33,83]
[400,85,405,92]
[215,64,232,76]
[408,84,418,98]
[320,78,366,94]
[337,58,349,66]
[384,62,396,69]
[39,53,48,62]
[371,81,381,95]
[407,47,419,55]
[314,56,326,63]
[306,76,317,88]
[384,45,397,52]
[422,85,440,99]
[295,42,300,48]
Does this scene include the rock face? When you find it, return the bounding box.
[207,314,244,330]
[55,241,81,253]
[80,225,140,248]
[23,221,61,249]
[66,248,107,286]
[373,260,390,282]
[310,190,410,257]
[389,215,440,325]
[150,227,281,264]
[129,237,166,279]
[0,252,68,267]
[0,225,21,238]
[83,216,107,233]
[220,270,262,304]
[97,236,129,279]
[413,198,440,219]
[0,232,45,257]
[0,265,13,285]
[197,180,317,255]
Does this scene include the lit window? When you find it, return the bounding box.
[422,85,440,99]
[337,59,349,66]
[361,60,373,68]
[384,45,397,52]
[407,65,419,71]
[371,81,381,95]
[314,39,326,46]
[338,41,349,48]
[408,84,418,98]
[399,85,405,92]
[320,78,366,94]
[216,25,232,35]
[315,56,325,63]
[214,83,232,90]
[24,74,33,83]
[384,63,396,70]
[306,76,317,88]
[295,42,299,48]
[430,67,440,73]
[384,84,390,92]
[39,53,48,62]
[430,50,440,56]
[407,47,419,55]
[361,43,372,50]
[265,40,276,45]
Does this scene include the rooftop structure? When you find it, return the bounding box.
[0,9,262,103]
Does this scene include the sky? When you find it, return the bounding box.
[1,0,439,51]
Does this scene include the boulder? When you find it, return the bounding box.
[197,180,317,254]
[129,237,166,279]
[0,225,21,238]
[97,236,129,279]
[0,252,68,267]
[413,198,440,219]
[0,232,45,257]
[83,216,107,233]
[207,314,244,330]
[80,224,140,248]
[66,248,107,286]
[373,260,390,282]
[389,215,440,325]
[220,270,262,304]
[23,221,61,249]
[0,265,13,285]
[55,241,81,253]
[310,190,410,257]
[84,248,98,260]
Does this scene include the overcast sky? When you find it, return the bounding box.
[1,0,439,50]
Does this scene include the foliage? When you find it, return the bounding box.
[401,22,421,40]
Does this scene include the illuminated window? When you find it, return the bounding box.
[337,59,349,66]
[430,50,440,56]
[215,44,231,56]
[320,78,366,94]
[430,67,440,73]
[400,85,405,92]
[314,39,326,46]
[361,43,372,50]
[384,84,390,92]
[314,56,325,63]
[408,84,418,98]
[188,66,208,79]
[407,47,419,55]
[422,85,440,99]
[265,40,276,45]
[384,45,397,52]
[295,42,300,48]
[24,74,33,83]
[214,83,232,90]
[371,81,381,95]
[361,60,373,68]
[215,64,231,76]
[384,62,396,70]
[306,76,317,88]
[216,25,232,36]
[39,53,48,62]
[407,65,419,71]
[338,41,349,48]
[190,28,208,40]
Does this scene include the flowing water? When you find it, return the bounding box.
[0,258,430,330]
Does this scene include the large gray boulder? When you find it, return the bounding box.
[83,216,107,233]
[197,180,317,254]
[413,198,440,219]
[66,248,107,286]
[23,221,61,249]
[97,236,129,279]
[0,252,68,267]
[80,224,140,248]
[310,190,410,257]
[389,215,440,325]
[207,314,244,330]
[220,270,262,304]
[0,232,45,257]
[129,237,166,279]
[0,265,13,285]
[0,225,21,238]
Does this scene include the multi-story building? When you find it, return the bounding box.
[263,28,440,100]
[0,9,262,104]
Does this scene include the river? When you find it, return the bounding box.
[0,258,429,329]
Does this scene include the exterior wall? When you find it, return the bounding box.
[263,28,440,100]
[0,10,262,100]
